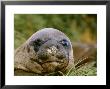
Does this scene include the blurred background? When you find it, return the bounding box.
[14,14,97,76]
[14,14,97,49]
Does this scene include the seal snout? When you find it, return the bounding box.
[37,44,67,61]
[36,42,68,73]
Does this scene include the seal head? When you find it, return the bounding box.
[14,28,74,75]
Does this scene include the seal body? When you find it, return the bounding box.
[14,28,74,75]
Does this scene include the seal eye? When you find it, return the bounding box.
[60,39,69,47]
[34,39,42,46]
[33,39,43,52]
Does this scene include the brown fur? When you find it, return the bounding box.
[14,28,74,76]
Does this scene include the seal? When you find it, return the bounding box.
[14,28,74,75]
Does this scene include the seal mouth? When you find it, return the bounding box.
[38,59,69,74]
[40,60,64,64]
[36,58,68,66]
[30,52,69,74]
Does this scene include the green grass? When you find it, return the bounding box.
[67,61,96,76]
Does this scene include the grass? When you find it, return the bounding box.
[67,61,96,76]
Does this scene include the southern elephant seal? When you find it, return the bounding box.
[14,28,74,76]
